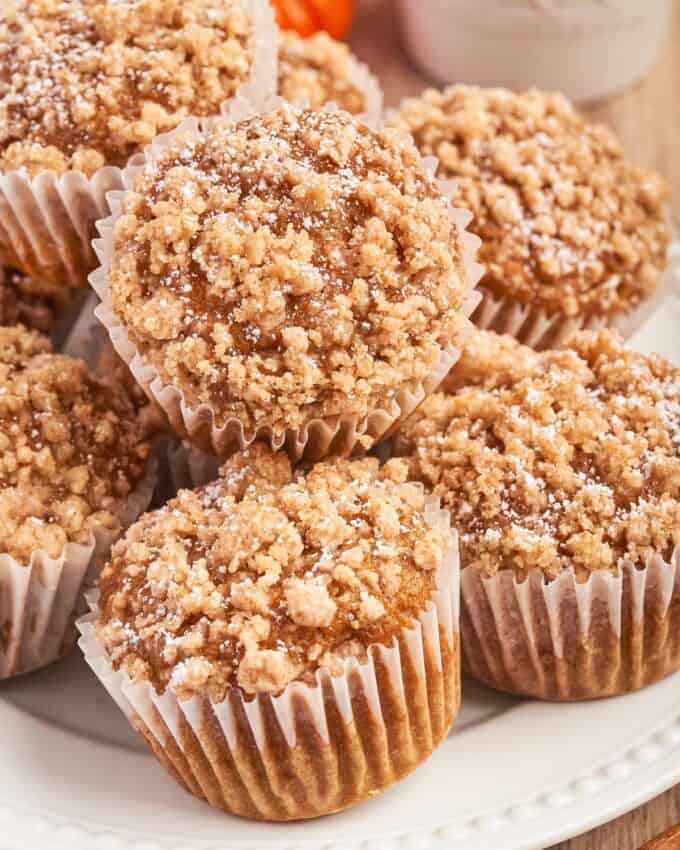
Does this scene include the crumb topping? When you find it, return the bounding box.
[97,445,450,699]
[0,325,152,563]
[109,105,468,435]
[96,341,169,438]
[0,267,61,332]
[440,328,540,394]
[390,86,670,317]
[399,330,680,581]
[0,0,253,176]
[278,31,367,115]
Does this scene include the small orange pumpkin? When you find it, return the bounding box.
[272,0,355,39]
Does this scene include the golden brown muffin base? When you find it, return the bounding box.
[128,628,460,820]
[461,560,680,701]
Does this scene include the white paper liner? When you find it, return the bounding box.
[0,0,278,289]
[166,440,220,493]
[470,240,678,350]
[78,496,461,820]
[0,463,156,679]
[461,547,680,701]
[88,98,483,461]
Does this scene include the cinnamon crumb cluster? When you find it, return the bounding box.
[439,327,540,394]
[399,329,680,581]
[109,105,468,436]
[0,0,253,176]
[96,342,169,438]
[0,267,60,332]
[390,86,670,318]
[0,326,152,563]
[278,31,367,114]
[97,445,450,700]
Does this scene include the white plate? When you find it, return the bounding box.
[0,269,679,850]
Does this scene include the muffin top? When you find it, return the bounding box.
[398,330,680,581]
[0,0,253,176]
[390,86,670,318]
[439,327,540,394]
[97,445,451,700]
[278,31,369,115]
[0,267,58,333]
[0,325,152,564]
[109,105,468,436]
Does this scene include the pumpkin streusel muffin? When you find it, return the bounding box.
[389,86,671,349]
[93,102,480,460]
[0,0,276,288]
[0,325,156,678]
[397,328,680,700]
[278,31,382,118]
[79,445,460,820]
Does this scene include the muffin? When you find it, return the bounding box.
[397,329,680,700]
[79,445,460,820]
[0,0,276,288]
[96,341,169,438]
[389,86,671,349]
[0,325,156,678]
[278,30,382,119]
[92,102,480,460]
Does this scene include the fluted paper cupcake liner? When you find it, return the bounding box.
[78,497,461,820]
[0,0,278,289]
[0,464,156,679]
[470,244,677,350]
[461,548,680,701]
[88,99,483,461]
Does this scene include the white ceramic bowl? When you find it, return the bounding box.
[397,0,672,103]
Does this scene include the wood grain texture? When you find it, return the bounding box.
[349,2,680,848]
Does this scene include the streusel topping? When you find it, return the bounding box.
[278,31,367,114]
[440,328,540,394]
[97,445,450,700]
[96,341,169,438]
[0,0,253,176]
[0,326,152,563]
[109,105,467,435]
[0,268,59,332]
[390,86,670,317]
[399,330,680,581]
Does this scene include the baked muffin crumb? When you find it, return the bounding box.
[0,325,152,563]
[390,86,670,318]
[97,445,450,700]
[399,329,680,581]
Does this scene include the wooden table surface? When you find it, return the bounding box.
[349,2,680,848]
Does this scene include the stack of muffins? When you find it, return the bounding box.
[0,0,677,825]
